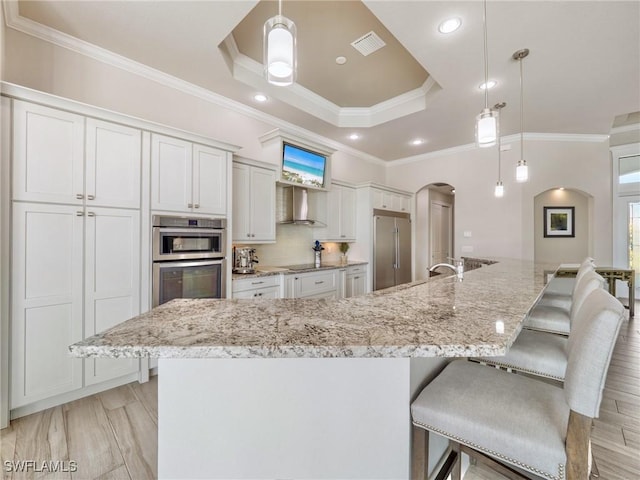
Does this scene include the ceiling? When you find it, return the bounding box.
[15,1,640,161]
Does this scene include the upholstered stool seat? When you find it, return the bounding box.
[479,329,567,381]
[411,288,624,480]
[412,360,569,478]
[535,258,595,312]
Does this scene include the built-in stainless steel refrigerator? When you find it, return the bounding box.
[373,209,412,290]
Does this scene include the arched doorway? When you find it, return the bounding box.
[415,183,455,280]
[533,188,593,263]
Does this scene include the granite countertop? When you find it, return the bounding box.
[70,258,552,360]
[232,261,368,280]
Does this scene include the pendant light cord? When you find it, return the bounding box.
[483,0,489,109]
[278,0,282,16]
[519,57,524,160]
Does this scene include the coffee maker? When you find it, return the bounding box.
[233,247,258,274]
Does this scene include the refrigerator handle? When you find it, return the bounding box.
[394,226,400,269]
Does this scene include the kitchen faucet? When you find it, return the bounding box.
[428,258,464,280]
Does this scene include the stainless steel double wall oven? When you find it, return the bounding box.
[152,215,226,306]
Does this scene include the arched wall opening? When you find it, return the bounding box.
[533,187,593,263]
[415,183,455,281]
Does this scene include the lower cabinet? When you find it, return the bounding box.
[286,270,339,299]
[232,275,282,299]
[346,265,368,298]
[11,202,141,409]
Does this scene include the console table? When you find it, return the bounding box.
[555,267,635,318]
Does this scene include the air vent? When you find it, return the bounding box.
[351,31,386,56]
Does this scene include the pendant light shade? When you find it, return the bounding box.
[476,0,497,148]
[513,48,530,182]
[516,160,529,182]
[477,108,498,148]
[264,1,296,86]
[494,181,504,197]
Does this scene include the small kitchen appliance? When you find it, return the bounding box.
[233,247,259,274]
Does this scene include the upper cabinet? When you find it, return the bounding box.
[13,101,142,208]
[313,182,357,242]
[151,134,228,215]
[371,187,411,213]
[232,160,277,243]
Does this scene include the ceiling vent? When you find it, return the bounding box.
[351,31,386,56]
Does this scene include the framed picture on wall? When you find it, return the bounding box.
[544,206,575,237]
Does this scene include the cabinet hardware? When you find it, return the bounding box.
[76,211,84,216]
[251,234,256,237]
[251,281,264,285]
[382,204,387,208]
[295,277,299,280]
[187,203,193,208]
[76,193,84,199]
[315,281,324,285]
[354,276,360,280]
[255,292,263,297]
[247,233,251,237]
[87,212,96,217]
[87,194,95,200]
[194,204,200,209]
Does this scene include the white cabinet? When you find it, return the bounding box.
[372,188,411,213]
[314,183,357,241]
[232,275,281,299]
[84,208,141,385]
[232,161,276,242]
[346,265,368,298]
[151,134,227,215]
[10,203,141,406]
[11,203,84,407]
[13,101,141,208]
[286,270,339,298]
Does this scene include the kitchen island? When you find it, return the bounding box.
[70,258,551,479]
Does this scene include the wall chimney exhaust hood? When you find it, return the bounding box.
[277,186,322,225]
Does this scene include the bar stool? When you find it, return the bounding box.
[476,271,606,381]
[523,267,604,335]
[411,288,624,480]
[537,257,595,311]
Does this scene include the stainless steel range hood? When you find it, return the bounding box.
[276,186,318,225]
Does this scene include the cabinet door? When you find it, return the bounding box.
[13,100,84,205]
[232,163,251,241]
[11,203,84,408]
[393,194,411,213]
[84,207,141,385]
[86,119,141,209]
[347,274,367,298]
[151,134,193,212]
[193,144,227,215]
[323,187,341,240]
[249,166,276,241]
[339,186,357,240]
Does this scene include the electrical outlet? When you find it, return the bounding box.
[461,245,474,253]
[463,231,472,238]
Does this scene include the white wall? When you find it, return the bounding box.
[386,138,613,263]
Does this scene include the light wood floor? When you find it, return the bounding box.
[2,307,639,480]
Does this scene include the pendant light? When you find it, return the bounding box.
[264,0,297,86]
[493,102,506,197]
[476,0,498,148]
[513,48,530,182]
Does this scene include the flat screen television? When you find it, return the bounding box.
[281,142,328,189]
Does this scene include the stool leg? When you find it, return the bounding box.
[411,425,429,480]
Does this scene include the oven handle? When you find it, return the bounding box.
[153,227,225,235]
[154,259,225,269]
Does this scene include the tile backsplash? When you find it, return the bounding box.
[239,225,346,267]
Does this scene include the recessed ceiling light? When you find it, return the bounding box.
[438,17,462,34]
[479,80,497,90]
[349,133,360,140]
[254,93,268,102]
[411,139,425,146]
[336,56,347,65]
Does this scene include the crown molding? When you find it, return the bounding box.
[3,7,386,167]
[610,123,640,135]
[220,34,440,128]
